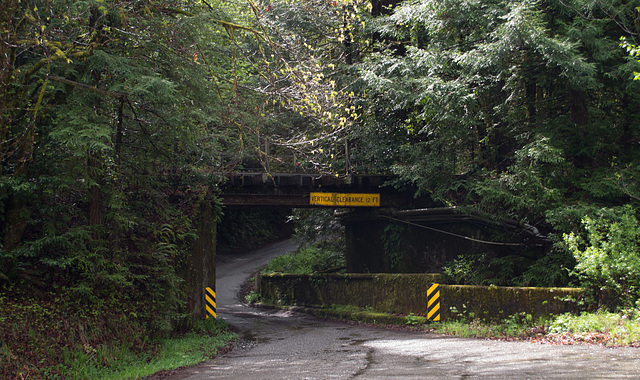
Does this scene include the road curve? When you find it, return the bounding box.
[174,240,640,379]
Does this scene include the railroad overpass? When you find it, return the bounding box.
[219,172,549,273]
[220,172,417,208]
[187,171,549,318]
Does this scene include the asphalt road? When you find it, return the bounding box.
[173,240,640,379]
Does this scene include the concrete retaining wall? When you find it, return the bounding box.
[257,273,583,321]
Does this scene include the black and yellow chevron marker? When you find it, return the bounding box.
[205,287,217,319]
[427,283,440,322]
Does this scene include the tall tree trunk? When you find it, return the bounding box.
[115,97,124,164]
[569,88,590,168]
[370,0,399,16]
[87,155,103,226]
[181,188,217,319]
[569,89,588,126]
[2,196,28,251]
[0,0,18,177]
[1,1,34,251]
[110,97,125,253]
[622,93,633,155]
[526,80,537,126]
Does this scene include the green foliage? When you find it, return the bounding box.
[426,309,640,346]
[244,290,260,304]
[406,312,421,326]
[564,206,640,309]
[440,252,570,287]
[381,223,406,272]
[441,255,489,285]
[342,0,640,302]
[262,246,346,274]
[0,0,270,375]
[1,281,236,379]
[513,247,574,287]
[434,310,545,339]
[549,310,640,346]
[353,0,640,225]
[503,312,534,333]
[290,209,344,249]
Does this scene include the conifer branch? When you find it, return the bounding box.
[46,75,126,100]
[24,45,96,83]
[161,5,264,40]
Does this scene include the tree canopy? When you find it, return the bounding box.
[354,0,640,222]
[1,4,363,369]
[3,0,640,374]
[349,0,640,304]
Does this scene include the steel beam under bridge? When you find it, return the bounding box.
[220,173,412,208]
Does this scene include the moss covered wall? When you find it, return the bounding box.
[257,273,583,320]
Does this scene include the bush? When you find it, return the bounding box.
[441,255,489,285]
[548,310,640,346]
[564,206,640,310]
[289,209,344,250]
[262,246,345,274]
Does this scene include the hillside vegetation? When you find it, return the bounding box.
[3,0,640,377]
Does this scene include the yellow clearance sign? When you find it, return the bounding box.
[309,192,380,207]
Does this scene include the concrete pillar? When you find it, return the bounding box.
[343,210,390,273]
[183,190,217,319]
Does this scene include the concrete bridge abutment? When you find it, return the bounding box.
[343,209,392,273]
[341,207,549,275]
[179,189,217,320]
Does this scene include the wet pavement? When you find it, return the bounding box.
[171,240,640,379]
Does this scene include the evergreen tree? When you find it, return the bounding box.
[0,0,275,335]
[354,0,640,224]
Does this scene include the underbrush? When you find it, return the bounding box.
[89,319,237,380]
[0,285,237,379]
[430,312,548,340]
[545,309,640,346]
[261,245,345,274]
[309,302,640,347]
[430,309,640,347]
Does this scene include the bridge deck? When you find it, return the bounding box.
[225,173,391,189]
[221,173,410,207]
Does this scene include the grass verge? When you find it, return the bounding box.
[424,309,640,347]
[90,319,238,380]
[543,310,640,346]
[2,317,237,379]
[257,300,640,348]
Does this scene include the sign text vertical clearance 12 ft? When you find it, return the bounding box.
[309,192,380,207]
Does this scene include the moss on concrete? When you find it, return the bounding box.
[257,273,583,321]
[441,285,583,321]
